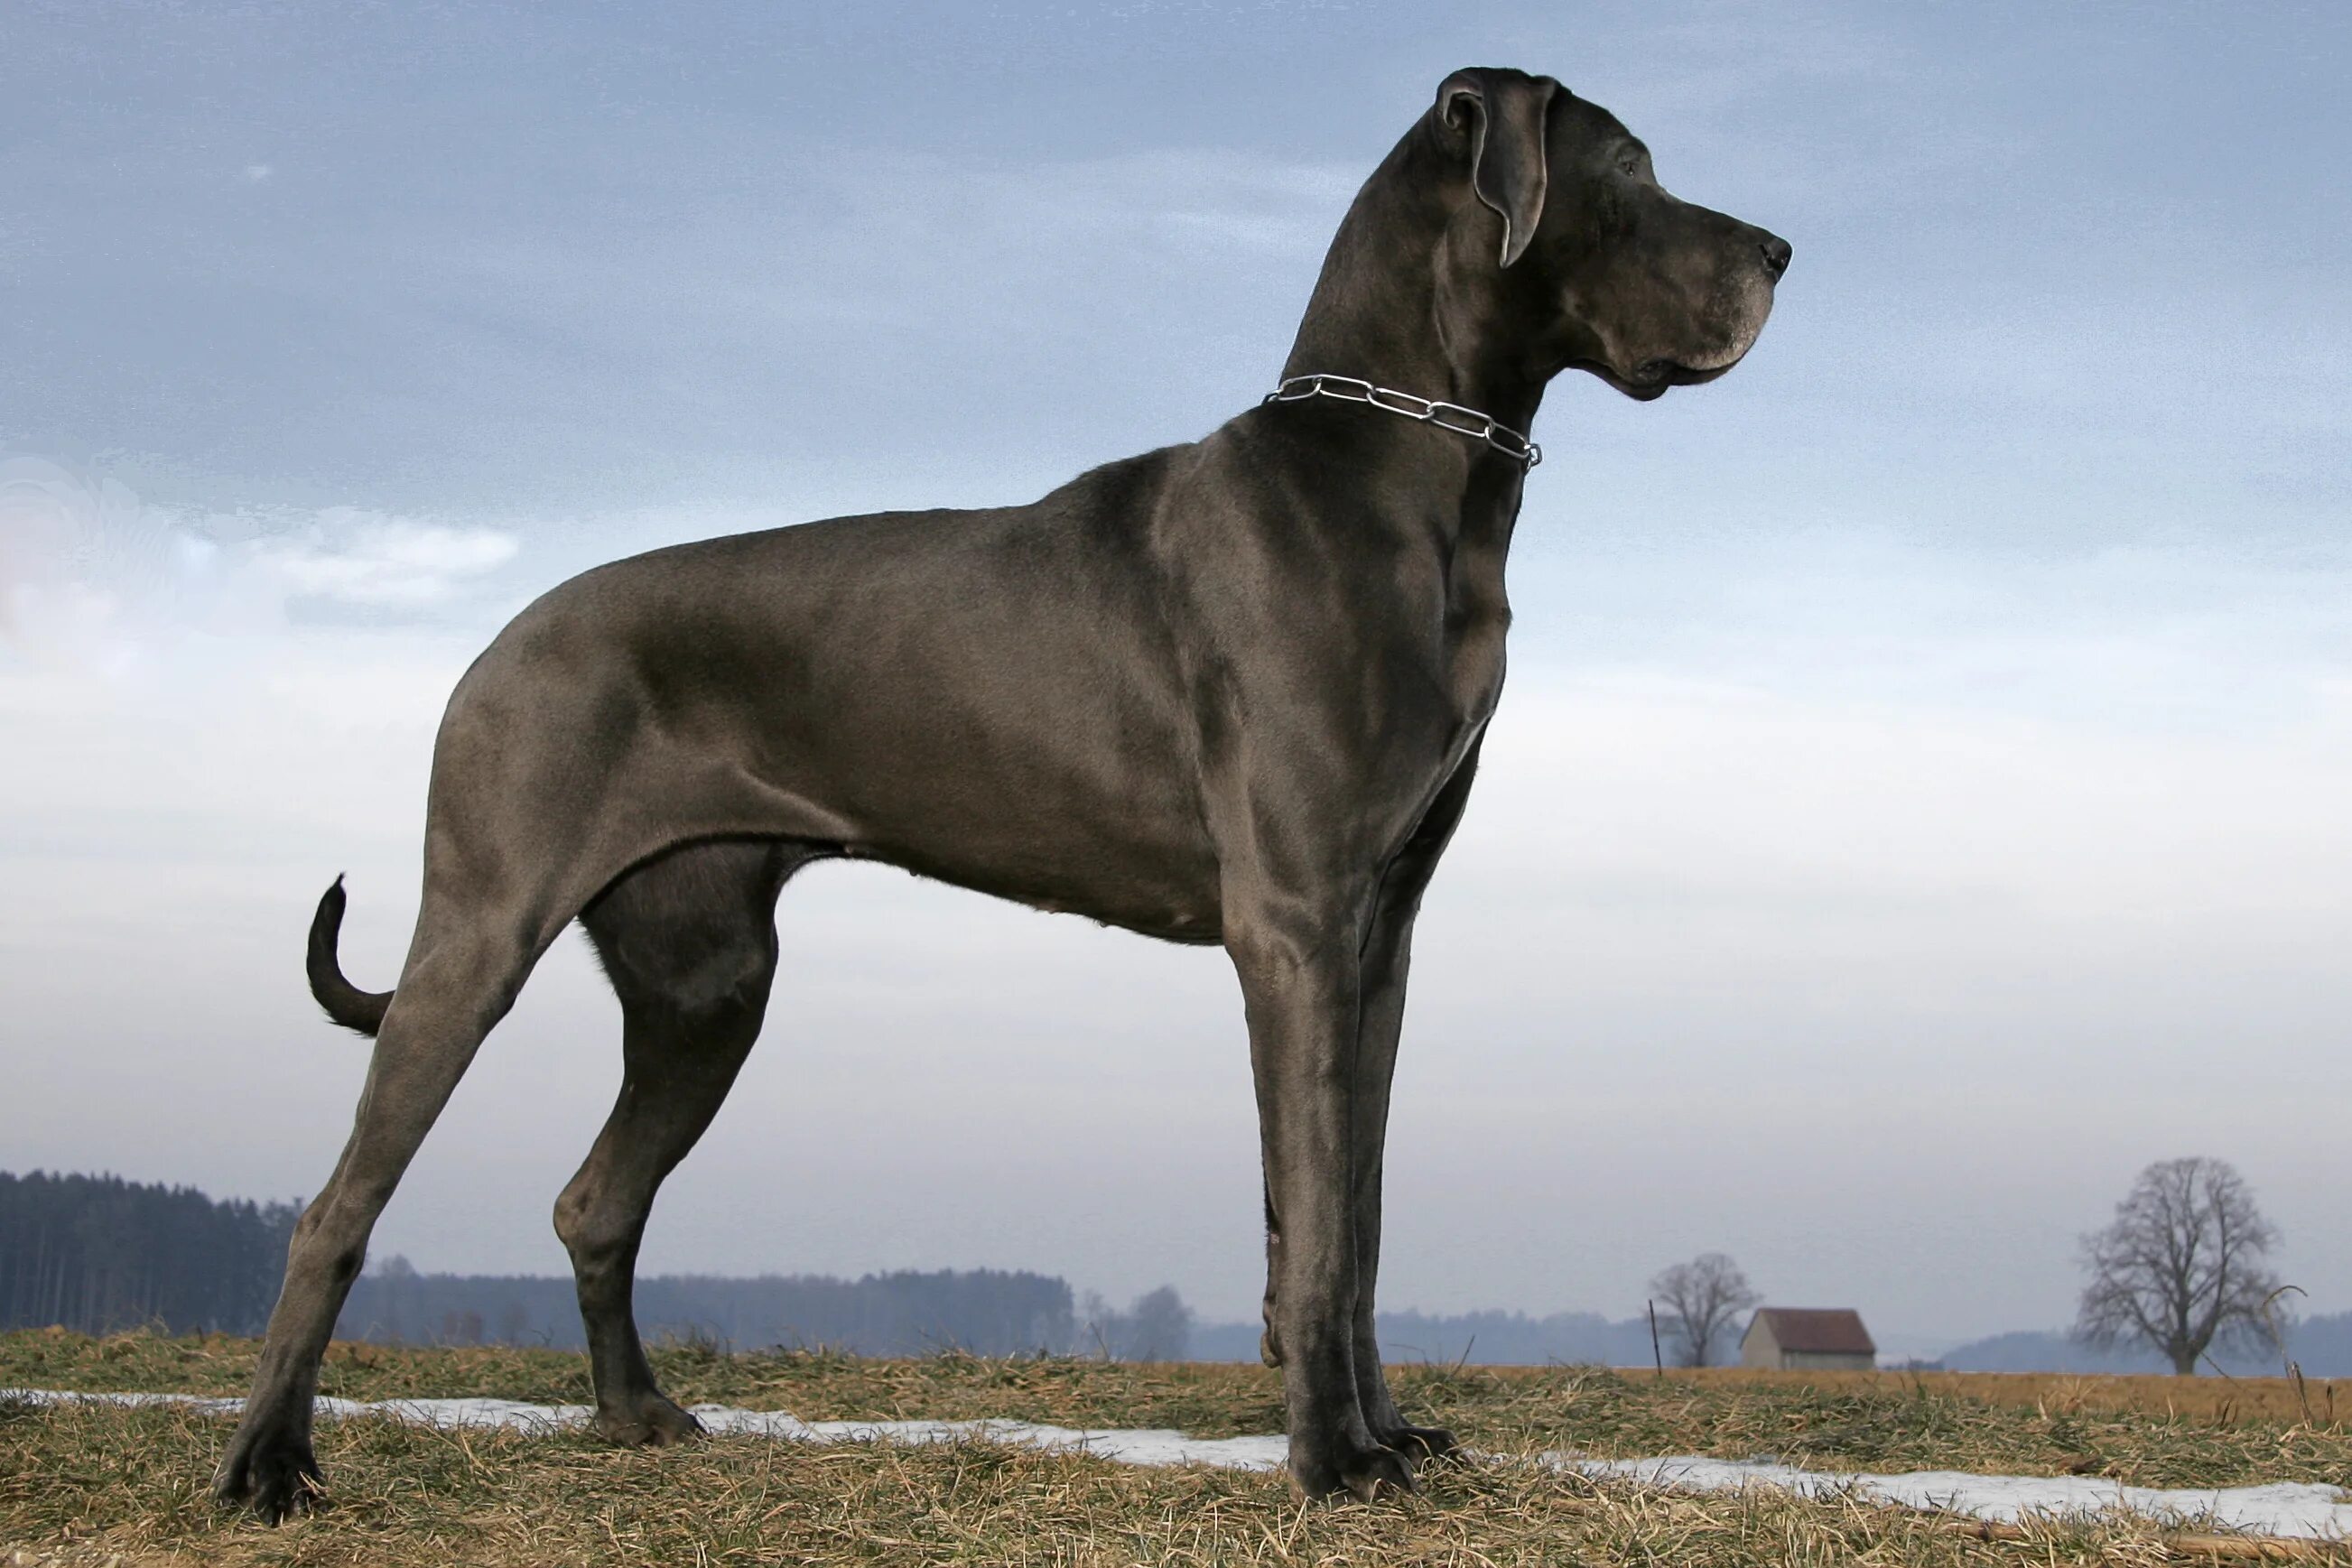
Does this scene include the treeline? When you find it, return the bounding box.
[1190,1308,1662,1367]
[1935,1324,2352,1378]
[343,1261,1082,1357]
[339,1265,1193,1360]
[35,1167,2347,1376]
[0,1169,1191,1360]
[1193,1311,2352,1376]
[0,1171,297,1336]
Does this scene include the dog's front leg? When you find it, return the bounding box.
[1346,738,1483,1460]
[1229,915,1413,1501]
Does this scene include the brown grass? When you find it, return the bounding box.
[3,1331,2348,1566]
[1655,1368,2352,1431]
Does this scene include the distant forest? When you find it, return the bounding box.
[338,1261,1195,1360]
[0,1171,1189,1359]
[1195,1311,2352,1378]
[0,1171,297,1337]
[11,1170,2351,1376]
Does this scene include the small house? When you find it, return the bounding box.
[1740,1307,1875,1371]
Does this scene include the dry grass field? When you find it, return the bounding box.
[4,1330,2348,1565]
[1654,1368,2352,1431]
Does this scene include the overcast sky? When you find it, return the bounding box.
[3,0,2347,1351]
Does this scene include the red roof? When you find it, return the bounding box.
[1749,1308,1875,1355]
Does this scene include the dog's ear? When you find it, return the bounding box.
[1436,68,1557,268]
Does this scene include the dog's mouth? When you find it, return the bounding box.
[1579,356,1737,402]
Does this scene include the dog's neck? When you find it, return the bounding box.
[1280,123,1548,447]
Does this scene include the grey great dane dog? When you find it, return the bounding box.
[214,65,1787,1517]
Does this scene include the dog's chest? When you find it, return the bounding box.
[1431,539,1511,728]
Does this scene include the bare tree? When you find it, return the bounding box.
[1649,1253,1761,1368]
[2076,1156,2283,1376]
[1123,1285,1195,1362]
[1076,1285,1194,1361]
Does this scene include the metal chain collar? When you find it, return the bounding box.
[1262,373,1541,469]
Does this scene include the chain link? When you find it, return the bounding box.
[1262,373,1541,469]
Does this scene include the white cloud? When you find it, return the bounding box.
[647,144,1362,339]
[2,456,525,685]
[1,454,228,673]
[245,512,519,608]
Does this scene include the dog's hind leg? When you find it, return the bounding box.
[558,839,808,1444]
[213,880,563,1521]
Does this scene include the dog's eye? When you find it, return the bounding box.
[1619,153,1642,177]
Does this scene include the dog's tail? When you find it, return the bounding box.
[308,875,394,1037]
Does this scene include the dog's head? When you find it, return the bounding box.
[1429,67,1790,400]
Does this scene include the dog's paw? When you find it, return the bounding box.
[593,1392,704,1448]
[1289,1433,1415,1503]
[212,1422,324,1525]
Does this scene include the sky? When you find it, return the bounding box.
[2,0,2347,1352]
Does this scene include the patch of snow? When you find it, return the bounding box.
[9,1389,2345,1540]
[1563,1454,2352,1540]
[689,1406,1292,1471]
[0,1388,1293,1472]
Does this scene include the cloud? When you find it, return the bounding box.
[245,513,519,608]
[2,455,524,681]
[1018,149,1363,256]
[640,144,1363,350]
[1,455,219,673]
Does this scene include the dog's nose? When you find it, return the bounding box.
[1759,233,1792,282]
